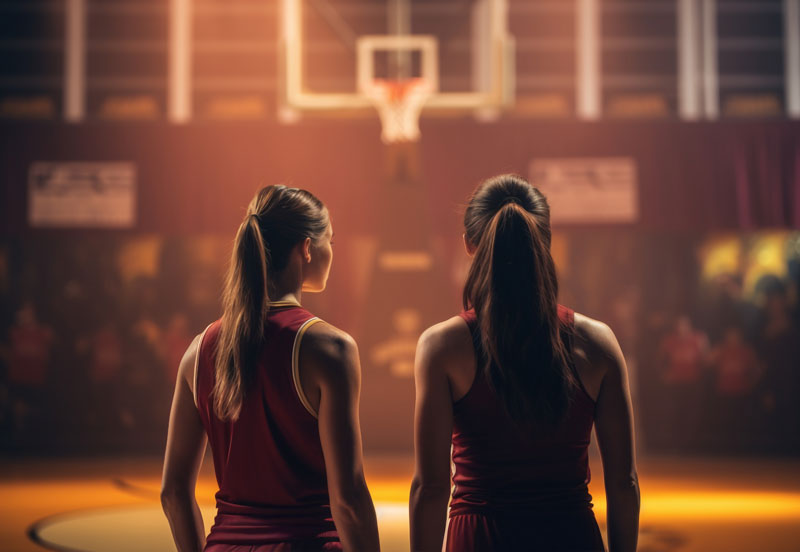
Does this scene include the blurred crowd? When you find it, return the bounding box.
[0,301,201,453]
[0,237,223,454]
[641,276,800,455]
[0,232,798,457]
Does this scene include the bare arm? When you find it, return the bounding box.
[409,324,456,552]
[303,325,380,552]
[589,322,640,552]
[161,334,207,552]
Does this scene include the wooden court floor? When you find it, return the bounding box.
[1,454,798,552]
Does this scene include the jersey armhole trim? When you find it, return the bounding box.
[193,323,213,408]
[292,317,323,418]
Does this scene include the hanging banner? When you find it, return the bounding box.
[529,157,638,223]
[28,162,136,228]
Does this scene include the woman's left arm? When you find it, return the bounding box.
[161,334,208,552]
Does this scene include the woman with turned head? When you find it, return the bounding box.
[162,185,379,552]
[410,175,639,552]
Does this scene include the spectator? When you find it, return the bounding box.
[658,315,709,385]
[707,326,762,450]
[708,327,762,398]
[88,322,124,385]
[76,322,125,441]
[5,302,54,436]
[700,274,758,343]
[656,315,709,450]
[758,289,800,453]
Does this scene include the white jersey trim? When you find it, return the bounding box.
[291,317,323,418]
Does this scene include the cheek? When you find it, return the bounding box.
[311,245,333,279]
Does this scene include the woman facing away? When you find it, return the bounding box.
[161,185,380,552]
[409,175,640,552]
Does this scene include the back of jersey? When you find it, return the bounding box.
[195,303,338,546]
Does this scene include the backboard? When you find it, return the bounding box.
[278,0,515,135]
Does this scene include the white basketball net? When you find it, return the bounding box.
[363,78,434,144]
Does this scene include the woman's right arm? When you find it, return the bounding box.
[589,321,640,552]
[409,321,461,552]
[161,335,207,552]
[302,325,380,552]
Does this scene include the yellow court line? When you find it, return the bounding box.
[364,480,800,521]
[637,491,800,520]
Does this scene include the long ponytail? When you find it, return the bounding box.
[213,185,328,421]
[463,175,575,427]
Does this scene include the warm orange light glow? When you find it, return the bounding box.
[637,491,800,520]
[363,483,800,522]
[116,236,163,283]
[698,233,742,281]
[743,232,790,295]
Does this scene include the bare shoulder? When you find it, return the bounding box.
[303,321,358,358]
[416,315,477,402]
[418,316,472,360]
[301,321,359,379]
[177,332,203,388]
[416,315,474,382]
[573,312,626,378]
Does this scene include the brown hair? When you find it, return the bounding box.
[213,185,328,421]
[463,174,576,426]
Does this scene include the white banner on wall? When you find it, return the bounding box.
[529,157,638,223]
[28,162,137,228]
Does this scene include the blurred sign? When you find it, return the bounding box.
[28,162,136,228]
[530,157,638,223]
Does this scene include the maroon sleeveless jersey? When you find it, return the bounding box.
[194,304,341,548]
[447,305,605,551]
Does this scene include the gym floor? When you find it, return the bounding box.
[2,455,799,552]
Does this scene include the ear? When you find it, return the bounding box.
[301,237,312,263]
[463,233,476,257]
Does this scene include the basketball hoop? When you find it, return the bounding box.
[363,78,433,144]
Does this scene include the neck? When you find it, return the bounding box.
[268,254,306,305]
[270,291,302,305]
[269,273,303,305]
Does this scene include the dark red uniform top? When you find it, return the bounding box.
[194,304,339,546]
[450,306,597,516]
